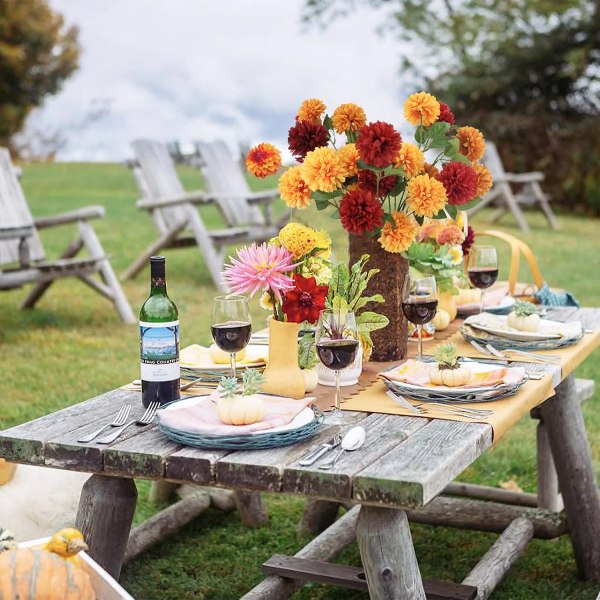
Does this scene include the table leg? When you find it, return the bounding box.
[539,374,600,580]
[76,474,138,580]
[357,505,426,599]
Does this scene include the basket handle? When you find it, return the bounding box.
[478,230,544,296]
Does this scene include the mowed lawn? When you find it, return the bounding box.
[1,161,600,599]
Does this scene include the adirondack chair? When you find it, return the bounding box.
[123,139,287,289]
[0,148,135,324]
[468,141,558,232]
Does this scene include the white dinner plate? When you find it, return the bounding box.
[180,344,267,371]
[162,396,316,436]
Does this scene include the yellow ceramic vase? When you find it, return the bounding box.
[261,319,306,399]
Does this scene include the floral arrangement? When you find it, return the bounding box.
[245,93,493,254]
[222,223,332,324]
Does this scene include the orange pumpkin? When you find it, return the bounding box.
[0,548,96,599]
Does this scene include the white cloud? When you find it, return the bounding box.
[33,0,410,161]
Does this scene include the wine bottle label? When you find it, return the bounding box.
[140,320,180,382]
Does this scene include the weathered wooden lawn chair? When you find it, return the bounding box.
[0,148,135,323]
[122,139,287,289]
[468,141,558,232]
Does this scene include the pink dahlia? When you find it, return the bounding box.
[221,242,298,302]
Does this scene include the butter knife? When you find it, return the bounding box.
[299,435,342,466]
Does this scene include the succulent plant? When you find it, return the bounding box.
[434,343,460,370]
[513,300,537,317]
[242,369,265,395]
[219,376,238,399]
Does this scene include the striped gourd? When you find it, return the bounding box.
[0,548,95,599]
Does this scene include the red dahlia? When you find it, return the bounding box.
[288,120,329,162]
[339,188,384,234]
[358,169,398,198]
[439,161,478,205]
[462,225,476,255]
[282,274,328,324]
[355,121,402,168]
[437,102,455,125]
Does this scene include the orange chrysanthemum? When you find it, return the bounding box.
[297,98,326,125]
[406,174,448,218]
[246,143,282,178]
[472,162,493,197]
[423,162,440,178]
[417,221,442,242]
[278,166,312,209]
[331,103,367,134]
[436,225,465,246]
[456,126,486,162]
[301,146,346,192]
[404,92,441,127]
[337,143,360,177]
[378,211,418,253]
[394,142,425,178]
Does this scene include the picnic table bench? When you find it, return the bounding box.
[1,307,599,599]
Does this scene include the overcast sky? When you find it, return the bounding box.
[34,0,409,162]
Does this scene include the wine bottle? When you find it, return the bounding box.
[139,256,180,407]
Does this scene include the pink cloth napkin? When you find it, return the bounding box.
[457,287,510,314]
[157,393,315,435]
[380,359,526,389]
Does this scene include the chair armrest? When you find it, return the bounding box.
[34,206,106,229]
[246,189,280,205]
[0,225,34,241]
[497,172,545,183]
[136,190,213,210]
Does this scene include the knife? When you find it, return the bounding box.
[299,435,342,466]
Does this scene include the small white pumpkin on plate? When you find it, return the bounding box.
[429,343,471,387]
[216,369,265,426]
[507,301,540,332]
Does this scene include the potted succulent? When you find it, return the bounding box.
[507,301,540,332]
[216,369,266,426]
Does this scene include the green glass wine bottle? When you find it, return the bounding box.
[139,256,180,407]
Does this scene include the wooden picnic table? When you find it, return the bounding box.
[1,307,599,599]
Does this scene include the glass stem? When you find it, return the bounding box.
[230,353,237,380]
[481,290,486,315]
[417,324,423,360]
[334,370,341,411]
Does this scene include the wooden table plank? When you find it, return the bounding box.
[354,420,492,508]
[282,413,428,501]
[164,446,229,485]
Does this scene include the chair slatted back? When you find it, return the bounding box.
[131,140,191,233]
[482,141,505,181]
[195,141,265,226]
[0,148,45,266]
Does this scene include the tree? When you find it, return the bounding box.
[0,0,80,151]
[303,0,600,212]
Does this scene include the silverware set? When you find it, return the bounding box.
[299,426,366,469]
[78,402,159,444]
[470,340,560,365]
[386,390,492,420]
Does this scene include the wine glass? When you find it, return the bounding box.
[315,309,359,414]
[211,295,252,379]
[467,245,499,314]
[402,275,438,360]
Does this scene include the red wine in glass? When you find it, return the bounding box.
[211,321,252,353]
[402,298,439,325]
[468,268,499,290]
[316,339,359,371]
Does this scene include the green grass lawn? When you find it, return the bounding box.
[1,162,599,599]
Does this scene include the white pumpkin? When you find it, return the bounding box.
[454,288,482,306]
[507,311,540,332]
[429,364,472,387]
[302,368,319,392]
[216,394,264,426]
[432,309,451,331]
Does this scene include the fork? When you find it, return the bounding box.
[77,405,132,443]
[386,390,492,419]
[97,401,160,444]
[485,343,560,364]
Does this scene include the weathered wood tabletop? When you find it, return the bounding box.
[1,307,599,599]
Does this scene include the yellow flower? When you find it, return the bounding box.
[456,126,486,162]
[378,211,418,253]
[259,291,274,311]
[301,257,333,285]
[278,223,328,259]
[406,174,448,217]
[301,146,346,192]
[404,92,441,127]
[472,162,493,197]
[278,166,312,209]
[297,98,326,124]
[394,142,425,178]
[331,103,367,134]
[245,143,282,178]
[337,143,360,177]
[447,245,463,266]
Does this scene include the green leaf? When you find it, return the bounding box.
[353,293,385,311]
[448,153,471,165]
[457,195,483,210]
[388,178,407,198]
[356,311,389,332]
[414,214,425,226]
[445,204,458,219]
[331,295,349,317]
[314,196,329,210]
[414,126,426,144]
[298,333,316,370]
[313,189,343,201]
[323,114,333,130]
[357,160,387,172]
[427,121,451,137]
[346,130,358,144]
[444,138,460,156]
[431,208,447,219]
[383,167,406,177]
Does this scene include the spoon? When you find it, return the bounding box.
[318,426,366,470]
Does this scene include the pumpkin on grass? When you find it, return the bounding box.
[0,547,96,599]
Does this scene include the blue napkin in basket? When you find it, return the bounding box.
[533,282,579,307]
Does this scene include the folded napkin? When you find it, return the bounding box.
[533,282,579,307]
[380,359,526,389]
[457,287,510,313]
[157,394,314,436]
[180,344,267,369]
